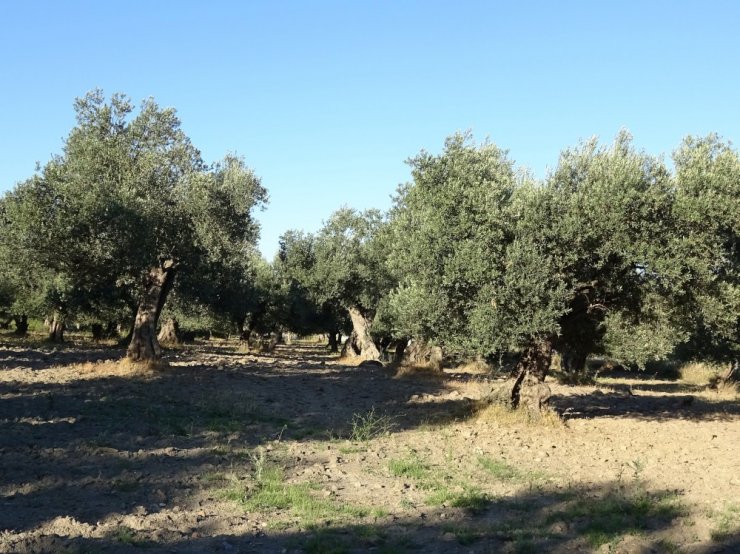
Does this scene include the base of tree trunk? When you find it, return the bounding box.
[328,331,339,353]
[715,361,739,392]
[13,315,28,336]
[484,338,554,412]
[347,306,381,360]
[392,338,410,365]
[48,316,64,342]
[402,340,444,371]
[157,318,182,345]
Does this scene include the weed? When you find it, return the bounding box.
[349,407,396,442]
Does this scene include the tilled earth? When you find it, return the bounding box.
[0,340,738,553]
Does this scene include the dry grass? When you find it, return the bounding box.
[453,358,492,375]
[474,401,564,428]
[393,364,446,380]
[117,357,169,372]
[679,362,724,386]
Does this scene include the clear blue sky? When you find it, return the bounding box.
[2,1,739,257]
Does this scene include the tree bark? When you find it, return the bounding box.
[13,314,28,336]
[511,338,553,411]
[157,317,181,345]
[127,259,178,362]
[347,306,381,360]
[48,313,65,342]
[485,338,553,412]
[328,330,339,353]
[341,331,360,357]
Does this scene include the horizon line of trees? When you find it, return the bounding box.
[1,92,737,407]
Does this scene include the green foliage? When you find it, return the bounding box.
[387,131,708,369]
[0,90,267,333]
[672,135,740,362]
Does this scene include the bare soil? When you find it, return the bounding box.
[1,339,738,553]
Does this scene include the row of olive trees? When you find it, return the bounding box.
[1,92,737,401]
[276,131,738,404]
[0,91,267,360]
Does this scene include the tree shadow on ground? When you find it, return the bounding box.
[2,342,737,550]
[8,481,736,553]
[0,344,462,535]
[550,388,740,422]
[0,342,122,372]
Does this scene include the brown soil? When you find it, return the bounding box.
[1,340,738,553]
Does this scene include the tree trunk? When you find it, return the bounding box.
[48,313,65,342]
[393,337,409,365]
[328,330,339,353]
[235,316,248,341]
[560,347,589,373]
[511,338,553,412]
[13,314,29,336]
[341,331,360,357]
[157,317,181,345]
[716,360,738,391]
[485,338,553,412]
[91,323,104,341]
[347,306,381,360]
[127,260,178,362]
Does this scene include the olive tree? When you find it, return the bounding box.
[389,132,683,407]
[1,91,267,359]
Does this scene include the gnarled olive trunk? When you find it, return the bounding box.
[485,338,553,413]
[48,313,65,342]
[127,260,178,362]
[347,306,381,360]
[341,331,360,357]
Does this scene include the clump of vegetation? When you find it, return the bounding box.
[679,361,724,386]
[349,407,396,442]
[709,502,740,541]
[475,402,564,428]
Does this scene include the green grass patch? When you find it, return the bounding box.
[222,457,369,526]
[387,455,430,480]
[425,485,489,511]
[710,502,740,541]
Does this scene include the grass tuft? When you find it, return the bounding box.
[349,407,396,442]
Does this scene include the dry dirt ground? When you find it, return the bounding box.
[1,338,738,553]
